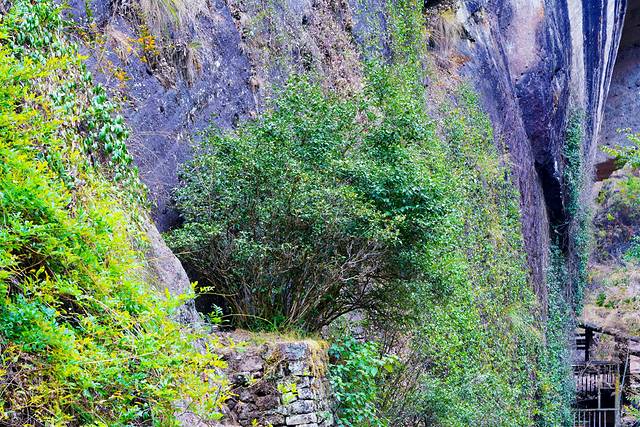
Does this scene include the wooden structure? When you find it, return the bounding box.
[573,321,640,427]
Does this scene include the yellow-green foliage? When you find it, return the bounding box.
[0,1,227,425]
[603,131,640,169]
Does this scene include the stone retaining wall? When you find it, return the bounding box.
[220,337,335,427]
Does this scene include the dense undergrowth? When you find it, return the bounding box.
[0,1,227,425]
[584,131,640,324]
[167,0,573,425]
[327,337,398,427]
[584,168,640,328]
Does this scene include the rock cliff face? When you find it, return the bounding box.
[66,0,256,230]
[451,0,625,298]
[65,0,628,303]
[598,0,640,165]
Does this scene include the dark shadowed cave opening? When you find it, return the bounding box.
[596,0,640,181]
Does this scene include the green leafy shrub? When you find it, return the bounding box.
[625,236,640,263]
[596,291,607,307]
[167,75,456,331]
[0,1,227,424]
[603,130,640,169]
[625,393,640,423]
[328,337,397,427]
[620,175,640,205]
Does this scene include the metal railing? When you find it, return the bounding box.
[573,362,618,396]
[573,408,616,427]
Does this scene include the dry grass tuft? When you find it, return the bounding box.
[226,0,363,105]
[137,0,206,37]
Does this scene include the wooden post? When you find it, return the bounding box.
[585,328,593,362]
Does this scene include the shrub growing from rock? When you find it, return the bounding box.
[167,75,456,331]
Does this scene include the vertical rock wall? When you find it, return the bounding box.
[598,0,640,164]
[65,0,256,231]
[449,0,626,301]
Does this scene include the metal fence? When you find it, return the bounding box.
[573,408,616,427]
[573,362,618,396]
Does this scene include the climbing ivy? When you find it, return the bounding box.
[537,245,575,426]
[561,112,592,311]
[564,113,585,218]
[328,337,398,427]
[539,111,594,425]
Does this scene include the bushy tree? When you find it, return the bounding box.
[167,76,457,330]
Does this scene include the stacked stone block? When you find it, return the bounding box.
[221,338,335,427]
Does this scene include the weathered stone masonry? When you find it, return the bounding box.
[219,338,334,427]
